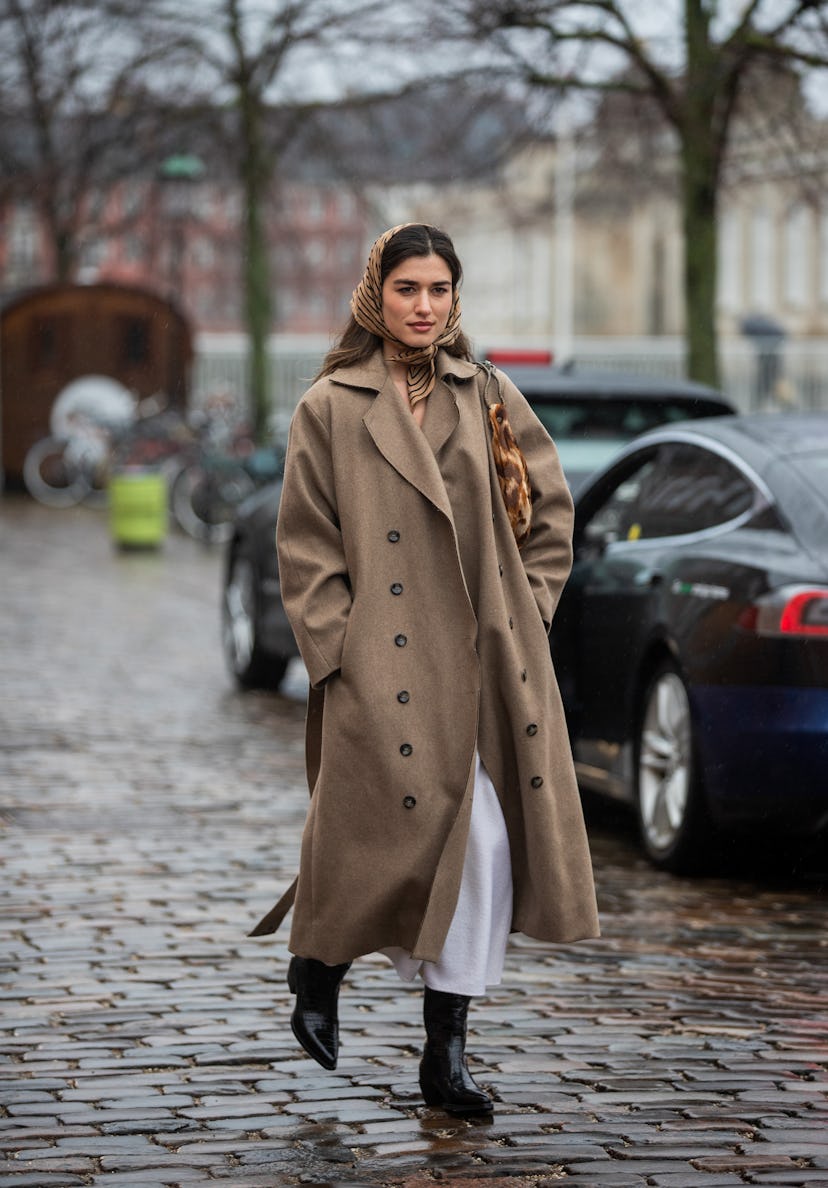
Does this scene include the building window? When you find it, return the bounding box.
[338,191,356,220]
[306,238,326,267]
[783,204,809,308]
[122,180,145,219]
[306,191,325,222]
[125,235,144,263]
[751,206,774,310]
[718,208,742,313]
[192,235,215,268]
[8,202,38,275]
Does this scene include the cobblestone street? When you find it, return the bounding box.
[1,495,827,1188]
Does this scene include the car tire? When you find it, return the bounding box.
[635,659,711,873]
[222,552,288,690]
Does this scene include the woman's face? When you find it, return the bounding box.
[381,254,453,349]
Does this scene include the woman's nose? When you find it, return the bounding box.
[415,289,432,313]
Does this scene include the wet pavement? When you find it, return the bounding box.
[0,494,826,1188]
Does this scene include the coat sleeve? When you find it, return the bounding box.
[496,370,574,632]
[276,396,351,689]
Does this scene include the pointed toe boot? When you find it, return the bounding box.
[419,988,494,1116]
[287,955,351,1070]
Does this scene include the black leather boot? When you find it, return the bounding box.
[286,956,351,1070]
[419,987,493,1115]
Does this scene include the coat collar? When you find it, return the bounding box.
[328,348,479,394]
[333,349,478,524]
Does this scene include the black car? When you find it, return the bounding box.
[221,365,733,690]
[552,413,828,871]
[222,479,299,689]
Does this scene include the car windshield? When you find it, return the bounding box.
[529,397,724,478]
[554,438,629,474]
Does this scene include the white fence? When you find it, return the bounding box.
[192,332,828,430]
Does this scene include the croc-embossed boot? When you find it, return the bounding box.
[419,988,493,1115]
[287,956,351,1070]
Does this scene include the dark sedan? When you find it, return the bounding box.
[222,479,299,689]
[553,413,828,871]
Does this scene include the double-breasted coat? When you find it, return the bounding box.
[250,348,600,964]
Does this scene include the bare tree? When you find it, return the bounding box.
[150,0,390,440]
[437,1,828,387]
[0,0,195,283]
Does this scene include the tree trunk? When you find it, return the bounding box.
[239,95,272,443]
[680,132,719,388]
[681,0,721,389]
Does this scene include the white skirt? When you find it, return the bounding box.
[383,753,513,997]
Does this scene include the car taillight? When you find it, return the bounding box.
[739,586,828,637]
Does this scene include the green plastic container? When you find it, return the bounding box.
[109,469,167,549]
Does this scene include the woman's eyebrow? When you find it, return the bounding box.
[391,276,451,285]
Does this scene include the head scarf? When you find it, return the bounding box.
[350,223,463,407]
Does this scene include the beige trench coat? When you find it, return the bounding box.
[250,349,599,963]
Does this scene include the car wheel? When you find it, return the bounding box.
[635,659,710,873]
[222,552,288,690]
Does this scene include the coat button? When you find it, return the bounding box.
[387,529,400,542]
[397,690,410,704]
[509,617,514,629]
[498,563,503,576]
[403,795,416,809]
[521,670,527,682]
[394,634,407,647]
[530,776,544,788]
[400,743,413,756]
[390,582,403,595]
[527,723,538,736]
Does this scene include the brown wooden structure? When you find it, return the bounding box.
[1,283,192,487]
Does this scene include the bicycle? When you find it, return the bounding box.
[167,392,284,544]
[23,414,113,508]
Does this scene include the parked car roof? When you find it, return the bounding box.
[496,362,729,405]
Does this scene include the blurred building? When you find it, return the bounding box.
[1,81,827,353]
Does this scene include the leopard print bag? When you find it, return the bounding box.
[478,362,532,549]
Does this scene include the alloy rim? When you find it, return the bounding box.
[223,557,255,672]
[638,672,692,853]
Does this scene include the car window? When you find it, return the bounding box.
[530,396,730,484]
[582,454,660,545]
[529,396,726,442]
[630,443,756,538]
[581,442,758,546]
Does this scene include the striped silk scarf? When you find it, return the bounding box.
[350,224,463,408]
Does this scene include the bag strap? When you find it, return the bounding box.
[477,359,501,411]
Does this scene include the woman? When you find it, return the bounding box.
[251,223,599,1115]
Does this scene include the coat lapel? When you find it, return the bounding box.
[332,350,481,524]
[363,373,456,523]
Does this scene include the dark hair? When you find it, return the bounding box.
[315,224,473,379]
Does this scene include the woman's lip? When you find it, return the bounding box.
[410,323,434,331]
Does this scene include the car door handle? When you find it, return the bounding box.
[635,569,663,588]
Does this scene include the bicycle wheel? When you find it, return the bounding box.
[171,462,255,543]
[23,437,90,507]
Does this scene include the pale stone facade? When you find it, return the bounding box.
[366,134,828,354]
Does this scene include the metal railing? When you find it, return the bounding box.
[191,333,828,428]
